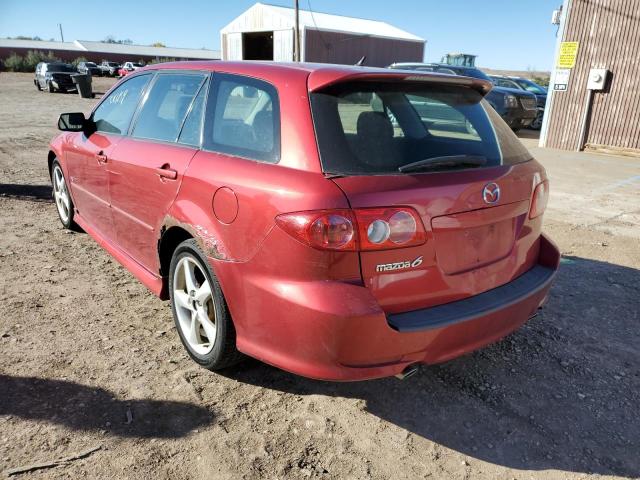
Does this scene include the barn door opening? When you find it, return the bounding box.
[242,31,274,60]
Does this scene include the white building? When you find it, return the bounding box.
[220,3,424,67]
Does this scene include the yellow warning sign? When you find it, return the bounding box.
[557,41,579,68]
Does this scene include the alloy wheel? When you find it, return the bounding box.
[52,165,71,223]
[172,256,217,355]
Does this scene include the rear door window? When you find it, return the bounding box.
[310,82,532,175]
[178,78,209,147]
[92,74,151,135]
[132,73,206,143]
[204,74,280,163]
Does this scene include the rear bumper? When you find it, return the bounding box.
[388,263,555,332]
[218,234,560,381]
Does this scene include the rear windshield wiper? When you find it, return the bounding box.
[398,155,487,173]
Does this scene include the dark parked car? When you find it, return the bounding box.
[390,63,538,131]
[496,76,548,130]
[49,62,558,380]
[99,61,121,77]
[34,62,77,93]
[77,61,102,76]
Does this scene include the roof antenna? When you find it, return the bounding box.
[355,55,366,66]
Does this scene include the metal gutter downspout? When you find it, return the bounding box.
[539,0,572,148]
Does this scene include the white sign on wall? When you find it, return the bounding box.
[553,68,571,91]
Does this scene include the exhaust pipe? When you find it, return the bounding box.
[395,363,420,380]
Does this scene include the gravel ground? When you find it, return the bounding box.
[1,72,639,479]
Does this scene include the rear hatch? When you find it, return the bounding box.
[309,71,545,314]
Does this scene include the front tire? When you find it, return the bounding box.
[51,160,79,230]
[169,239,242,370]
[530,111,544,130]
[47,81,55,93]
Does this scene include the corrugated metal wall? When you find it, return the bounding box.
[273,29,294,61]
[304,30,424,67]
[545,0,640,151]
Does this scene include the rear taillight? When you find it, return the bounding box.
[354,208,426,251]
[275,207,426,251]
[529,180,549,219]
[275,210,357,251]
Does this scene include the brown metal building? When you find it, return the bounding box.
[541,0,640,153]
[220,3,424,67]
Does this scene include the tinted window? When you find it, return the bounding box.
[205,74,280,163]
[451,67,491,81]
[93,74,150,135]
[310,82,532,175]
[492,78,521,90]
[514,78,547,95]
[178,79,209,147]
[132,73,205,143]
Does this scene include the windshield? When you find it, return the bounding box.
[491,77,522,90]
[514,78,547,94]
[310,82,532,175]
[49,64,75,73]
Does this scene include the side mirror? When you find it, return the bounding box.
[58,112,87,132]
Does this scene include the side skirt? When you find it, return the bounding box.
[73,213,166,299]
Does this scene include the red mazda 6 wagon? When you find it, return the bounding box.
[49,61,559,381]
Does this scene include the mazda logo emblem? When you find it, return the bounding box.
[482,182,501,204]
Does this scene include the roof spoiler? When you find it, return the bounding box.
[308,70,493,96]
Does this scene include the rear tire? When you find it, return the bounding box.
[169,239,243,371]
[35,80,42,91]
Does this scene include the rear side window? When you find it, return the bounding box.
[310,82,532,175]
[132,73,206,143]
[204,74,280,163]
[93,74,150,135]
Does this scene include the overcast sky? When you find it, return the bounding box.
[0,0,562,71]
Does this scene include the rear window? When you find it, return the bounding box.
[310,82,532,175]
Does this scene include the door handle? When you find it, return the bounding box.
[96,152,108,164]
[155,165,178,180]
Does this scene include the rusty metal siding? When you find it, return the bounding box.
[545,0,640,151]
[304,29,424,67]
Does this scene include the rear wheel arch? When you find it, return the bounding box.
[158,226,193,278]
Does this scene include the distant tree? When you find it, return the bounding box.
[150,42,166,48]
[2,50,60,72]
[4,53,25,71]
[71,56,88,68]
[103,35,133,45]
[148,57,177,64]
[11,35,43,41]
[532,76,550,88]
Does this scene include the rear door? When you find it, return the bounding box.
[66,73,151,241]
[310,78,545,314]
[108,72,208,272]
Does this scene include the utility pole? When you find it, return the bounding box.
[294,0,300,62]
[58,23,64,42]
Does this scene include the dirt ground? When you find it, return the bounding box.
[1,72,639,480]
